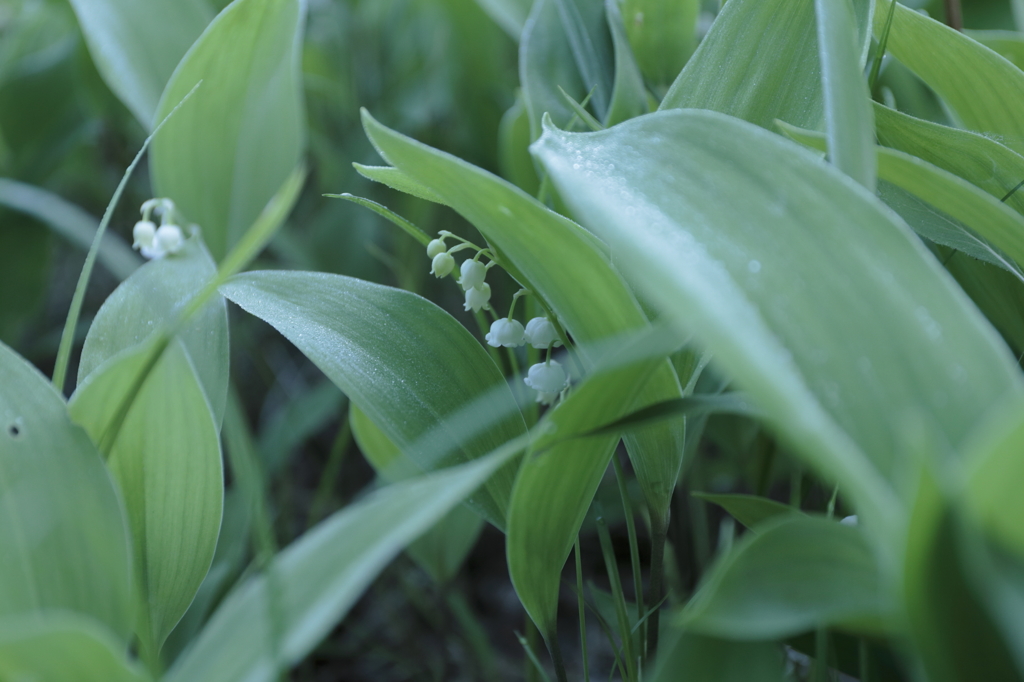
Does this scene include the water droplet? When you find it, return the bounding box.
[747,259,761,274]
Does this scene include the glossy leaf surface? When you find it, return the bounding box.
[70,340,224,651]
[533,110,1024,528]
[0,613,149,682]
[150,0,306,260]
[77,238,229,426]
[679,516,889,638]
[164,443,523,682]
[221,270,527,529]
[0,341,132,641]
[67,0,212,127]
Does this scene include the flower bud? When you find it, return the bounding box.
[431,251,455,278]
[524,317,561,349]
[485,318,525,347]
[524,360,567,397]
[460,259,487,291]
[132,220,157,250]
[426,238,447,258]
[464,283,491,312]
[155,224,184,255]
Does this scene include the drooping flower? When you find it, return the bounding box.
[133,220,157,251]
[523,317,561,349]
[464,282,491,312]
[431,251,455,278]
[524,360,567,405]
[426,238,447,258]
[485,318,525,347]
[155,224,184,254]
[460,259,487,291]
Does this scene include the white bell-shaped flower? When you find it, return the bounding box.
[524,360,567,404]
[524,317,561,349]
[426,238,447,258]
[155,224,184,255]
[485,318,525,347]
[460,259,487,291]
[464,282,491,312]
[839,515,858,527]
[431,251,455,278]
[132,220,157,251]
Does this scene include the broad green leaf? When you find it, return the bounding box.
[150,0,306,260]
[693,493,802,531]
[220,270,528,529]
[780,121,1024,275]
[660,0,823,129]
[873,103,1024,215]
[947,256,1024,357]
[0,178,140,280]
[472,0,533,39]
[533,110,1024,532]
[874,0,1024,155]
[352,164,449,207]
[163,442,523,682]
[70,339,224,653]
[552,0,613,119]
[67,0,212,127]
[0,613,149,682]
[964,404,1024,561]
[507,346,667,634]
[77,237,229,426]
[350,404,483,585]
[679,515,890,638]
[814,0,875,189]
[958,530,1024,676]
[0,341,132,640]
[520,0,589,139]
[650,630,787,682]
[581,392,758,438]
[498,93,542,195]
[903,472,1022,682]
[967,30,1024,71]
[604,0,647,127]
[620,0,698,89]
[360,110,685,529]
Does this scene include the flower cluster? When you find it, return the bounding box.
[133,198,184,260]
[425,232,569,405]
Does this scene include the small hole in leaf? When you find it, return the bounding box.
[8,424,20,438]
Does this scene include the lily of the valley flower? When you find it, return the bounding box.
[426,238,447,258]
[486,318,525,347]
[431,251,455,278]
[464,282,491,312]
[133,221,184,260]
[460,259,487,291]
[524,317,561,349]
[524,359,567,405]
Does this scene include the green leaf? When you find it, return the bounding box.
[604,0,648,127]
[649,630,787,682]
[350,404,484,585]
[620,0,699,89]
[359,109,685,528]
[679,515,890,638]
[0,613,150,682]
[352,164,449,207]
[69,339,224,653]
[498,93,542,195]
[966,29,1024,71]
[150,0,306,260]
[532,110,1024,530]
[0,341,132,641]
[780,120,1024,275]
[903,472,1023,682]
[580,392,758,438]
[67,0,212,127]
[965,404,1024,562]
[507,342,668,634]
[552,0,614,119]
[814,0,875,189]
[220,270,528,530]
[0,178,140,281]
[692,493,802,531]
[472,0,533,39]
[163,441,524,682]
[874,0,1024,156]
[660,0,823,129]
[946,256,1024,358]
[520,0,589,139]
[873,103,1024,215]
[77,237,229,427]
